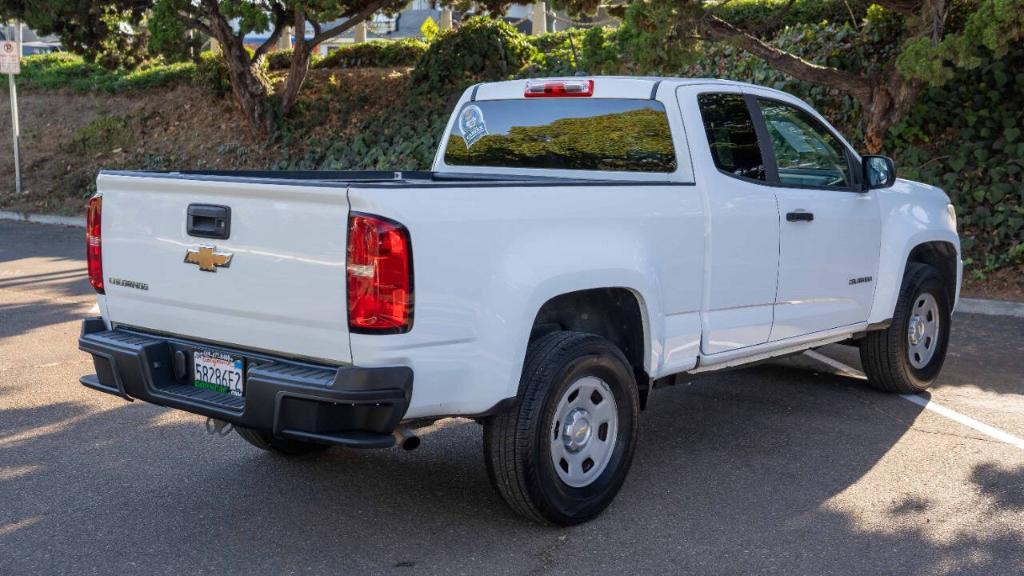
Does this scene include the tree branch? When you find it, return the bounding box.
[176,11,213,36]
[310,0,393,46]
[252,4,289,62]
[700,14,872,102]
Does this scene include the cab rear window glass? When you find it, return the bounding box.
[443,99,677,173]
[697,93,766,181]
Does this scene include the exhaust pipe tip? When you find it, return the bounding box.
[393,427,420,451]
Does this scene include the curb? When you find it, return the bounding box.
[0,210,86,227]
[957,298,1024,319]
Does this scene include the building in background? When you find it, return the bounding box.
[242,1,617,55]
[0,23,62,55]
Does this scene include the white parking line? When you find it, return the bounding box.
[803,350,867,380]
[803,350,1024,451]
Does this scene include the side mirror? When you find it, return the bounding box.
[862,155,896,190]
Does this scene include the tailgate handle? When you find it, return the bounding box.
[187,204,231,239]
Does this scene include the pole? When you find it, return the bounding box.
[8,20,21,195]
[531,3,547,36]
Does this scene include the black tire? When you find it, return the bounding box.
[860,262,951,393]
[235,426,331,457]
[483,331,640,525]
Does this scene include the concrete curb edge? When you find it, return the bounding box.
[957,298,1024,319]
[0,210,86,227]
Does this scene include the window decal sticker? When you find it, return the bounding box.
[458,104,488,149]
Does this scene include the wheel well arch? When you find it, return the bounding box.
[530,287,649,385]
[906,241,958,305]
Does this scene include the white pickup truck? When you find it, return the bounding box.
[79,77,961,525]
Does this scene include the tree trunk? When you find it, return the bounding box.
[204,0,273,133]
[280,8,313,117]
[860,71,922,154]
[222,44,273,133]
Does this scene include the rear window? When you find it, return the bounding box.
[443,99,677,173]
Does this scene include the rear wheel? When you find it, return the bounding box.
[860,263,951,393]
[235,426,331,457]
[483,331,640,525]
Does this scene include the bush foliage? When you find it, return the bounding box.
[16,52,194,92]
[313,39,426,70]
[411,17,536,90]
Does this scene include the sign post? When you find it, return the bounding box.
[1,24,22,195]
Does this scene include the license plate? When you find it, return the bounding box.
[192,349,244,397]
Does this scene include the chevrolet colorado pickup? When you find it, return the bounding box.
[79,77,961,525]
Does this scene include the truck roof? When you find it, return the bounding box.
[471,76,799,104]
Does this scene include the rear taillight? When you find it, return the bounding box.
[524,79,594,97]
[86,195,104,293]
[347,213,412,333]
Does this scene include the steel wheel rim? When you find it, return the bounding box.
[907,292,941,369]
[550,376,619,488]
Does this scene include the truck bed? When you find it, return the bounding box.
[99,169,666,188]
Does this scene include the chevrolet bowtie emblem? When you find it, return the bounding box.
[184,245,233,272]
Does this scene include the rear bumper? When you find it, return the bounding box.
[78,318,413,449]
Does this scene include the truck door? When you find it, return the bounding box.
[678,86,780,354]
[747,95,882,340]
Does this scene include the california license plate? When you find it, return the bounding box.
[192,349,244,397]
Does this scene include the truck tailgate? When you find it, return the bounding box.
[97,173,352,364]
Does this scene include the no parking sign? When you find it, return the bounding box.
[0,41,19,74]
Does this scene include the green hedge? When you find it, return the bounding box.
[15,52,194,93]
[526,28,623,76]
[313,39,427,70]
[411,17,536,90]
[265,49,324,71]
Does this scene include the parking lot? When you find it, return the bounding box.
[2,219,1023,575]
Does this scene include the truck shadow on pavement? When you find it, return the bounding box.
[2,363,1023,575]
[0,298,93,340]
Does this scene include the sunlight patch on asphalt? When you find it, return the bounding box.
[803,350,1024,452]
[0,465,40,481]
[0,516,41,537]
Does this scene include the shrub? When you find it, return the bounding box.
[411,17,536,91]
[314,39,427,70]
[526,28,621,76]
[266,49,324,71]
[18,53,111,90]
[526,30,586,76]
[191,50,269,97]
[267,49,293,71]
[192,51,233,96]
[16,52,194,93]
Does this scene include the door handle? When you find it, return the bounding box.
[786,211,814,222]
[187,204,231,239]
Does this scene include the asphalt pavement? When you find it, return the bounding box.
[2,220,1023,576]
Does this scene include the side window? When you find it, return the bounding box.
[697,93,766,181]
[758,99,853,188]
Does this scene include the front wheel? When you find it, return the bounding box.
[483,331,640,525]
[860,263,951,393]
